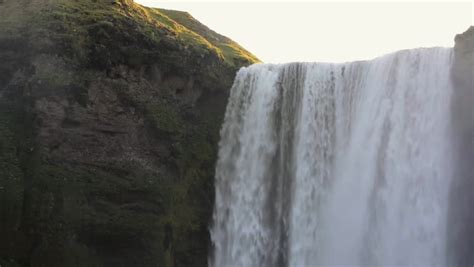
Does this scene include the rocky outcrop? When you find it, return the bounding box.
[448,26,474,267]
[452,26,473,133]
[0,0,257,266]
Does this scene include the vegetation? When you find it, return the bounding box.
[158,8,260,66]
[0,0,257,266]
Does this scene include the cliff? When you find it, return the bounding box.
[0,0,257,266]
[448,25,474,267]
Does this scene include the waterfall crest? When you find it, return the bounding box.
[211,48,454,267]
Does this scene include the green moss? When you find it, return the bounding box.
[20,160,169,266]
[0,100,24,234]
[126,89,220,266]
[0,258,22,267]
[146,101,183,135]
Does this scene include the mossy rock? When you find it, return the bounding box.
[0,0,257,266]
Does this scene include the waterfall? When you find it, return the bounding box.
[211,48,454,267]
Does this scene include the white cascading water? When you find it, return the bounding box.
[211,48,454,267]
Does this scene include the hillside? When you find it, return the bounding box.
[0,0,258,266]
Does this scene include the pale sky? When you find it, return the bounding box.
[136,1,473,63]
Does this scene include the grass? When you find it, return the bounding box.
[158,8,260,66]
[0,0,259,69]
[46,0,258,68]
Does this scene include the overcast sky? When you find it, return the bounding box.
[135,1,473,63]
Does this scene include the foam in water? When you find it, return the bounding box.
[211,48,454,267]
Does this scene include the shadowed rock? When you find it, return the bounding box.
[448,26,474,267]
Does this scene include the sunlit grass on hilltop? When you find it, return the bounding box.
[0,0,258,68]
[58,0,260,67]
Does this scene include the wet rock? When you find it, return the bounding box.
[447,26,474,267]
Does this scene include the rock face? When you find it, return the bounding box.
[0,0,257,266]
[448,26,474,267]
